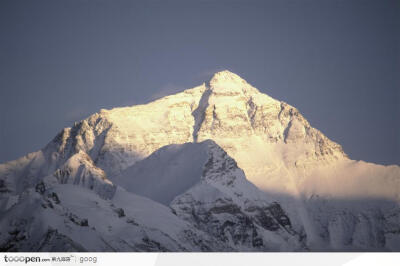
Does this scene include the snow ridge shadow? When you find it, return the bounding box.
[192,88,212,143]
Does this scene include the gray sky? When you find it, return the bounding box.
[0,0,399,165]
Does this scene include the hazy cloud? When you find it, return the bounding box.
[149,83,185,101]
[196,67,228,80]
[64,107,91,123]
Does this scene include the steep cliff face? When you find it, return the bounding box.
[0,70,399,251]
[167,141,305,251]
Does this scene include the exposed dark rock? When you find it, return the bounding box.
[126,218,138,226]
[267,202,292,228]
[37,228,87,252]
[136,237,169,252]
[115,208,125,218]
[35,182,46,195]
[0,179,10,193]
[209,204,241,214]
[68,213,89,227]
[49,192,61,204]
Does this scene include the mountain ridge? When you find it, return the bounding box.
[0,70,399,251]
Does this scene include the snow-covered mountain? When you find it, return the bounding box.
[0,70,399,251]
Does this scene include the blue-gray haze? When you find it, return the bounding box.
[0,0,399,165]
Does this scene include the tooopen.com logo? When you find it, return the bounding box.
[4,255,41,264]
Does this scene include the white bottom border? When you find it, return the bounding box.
[1,252,399,266]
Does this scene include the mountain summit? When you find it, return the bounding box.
[208,70,256,93]
[0,71,399,251]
